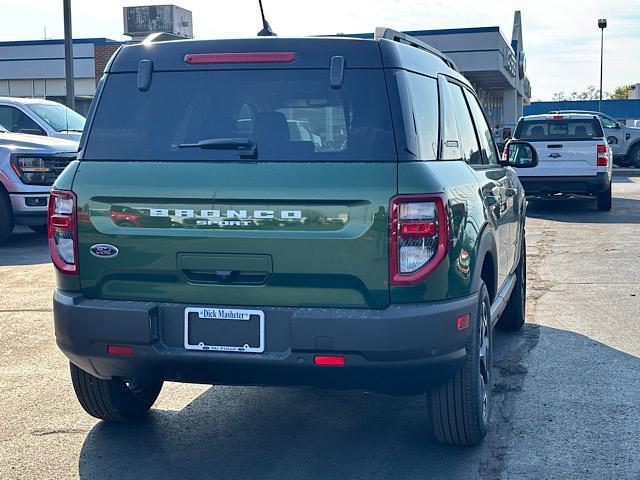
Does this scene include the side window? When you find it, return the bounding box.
[0,106,44,135]
[405,72,439,160]
[438,78,461,160]
[448,83,482,165]
[0,106,13,132]
[599,114,617,129]
[464,90,498,165]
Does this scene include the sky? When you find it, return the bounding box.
[1,0,639,100]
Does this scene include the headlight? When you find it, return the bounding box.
[10,157,50,184]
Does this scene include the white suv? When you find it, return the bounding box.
[0,97,85,142]
[510,113,613,211]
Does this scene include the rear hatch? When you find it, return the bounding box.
[515,117,604,177]
[73,39,397,309]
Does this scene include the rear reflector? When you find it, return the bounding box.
[108,345,134,356]
[552,115,564,119]
[457,314,470,330]
[184,52,297,64]
[314,355,345,366]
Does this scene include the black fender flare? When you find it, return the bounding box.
[470,224,499,299]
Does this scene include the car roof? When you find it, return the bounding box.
[0,96,66,107]
[521,113,599,121]
[108,35,468,86]
[554,110,608,116]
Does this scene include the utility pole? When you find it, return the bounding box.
[598,18,607,113]
[63,0,75,111]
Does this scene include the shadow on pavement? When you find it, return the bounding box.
[76,325,640,479]
[526,194,640,224]
[0,228,50,266]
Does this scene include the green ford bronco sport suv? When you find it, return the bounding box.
[51,28,538,446]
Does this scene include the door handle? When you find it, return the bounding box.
[505,187,518,197]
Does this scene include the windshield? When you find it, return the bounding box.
[28,103,86,132]
[516,119,604,141]
[84,69,396,161]
[0,123,7,133]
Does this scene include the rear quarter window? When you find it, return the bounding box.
[516,119,604,140]
[83,69,397,162]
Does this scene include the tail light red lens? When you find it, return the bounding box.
[389,194,449,286]
[184,52,297,64]
[48,190,78,275]
[314,355,345,366]
[597,144,608,166]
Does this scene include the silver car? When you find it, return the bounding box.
[0,97,85,142]
[0,124,78,243]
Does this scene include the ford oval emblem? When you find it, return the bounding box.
[90,244,119,258]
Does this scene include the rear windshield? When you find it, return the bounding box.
[84,69,396,161]
[515,119,604,141]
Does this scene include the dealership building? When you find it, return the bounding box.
[0,6,529,134]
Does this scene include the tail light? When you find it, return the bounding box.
[184,52,297,64]
[597,144,608,166]
[48,190,78,275]
[389,195,449,286]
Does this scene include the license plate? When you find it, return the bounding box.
[184,307,264,353]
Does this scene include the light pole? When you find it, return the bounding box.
[598,18,607,113]
[63,0,75,111]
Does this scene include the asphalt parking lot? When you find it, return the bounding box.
[1,177,639,480]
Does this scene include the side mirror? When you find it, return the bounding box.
[500,140,538,169]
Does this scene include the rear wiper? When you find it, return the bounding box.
[177,138,257,157]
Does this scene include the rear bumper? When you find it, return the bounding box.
[53,290,479,394]
[519,172,610,195]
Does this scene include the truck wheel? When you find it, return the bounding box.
[597,183,612,211]
[428,283,492,446]
[497,238,526,331]
[630,145,640,168]
[70,362,163,422]
[0,192,15,244]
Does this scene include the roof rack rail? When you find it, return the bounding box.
[142,32,187,44]
[374,27,458,72]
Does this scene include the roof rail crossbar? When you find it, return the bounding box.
[142,32,187,44]
[374,27,459,72]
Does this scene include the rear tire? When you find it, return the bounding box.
[497,237,526,331]
[0,191,15,244]
[629,144,640,168]
[428,283,492,446]
[29,224,48,234]
[70,362,163,422]
[597,183,612,211]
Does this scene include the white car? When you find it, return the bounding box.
[0,97,85,142]
[510,113,613,211]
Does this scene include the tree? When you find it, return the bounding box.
[610,84,632,100]
[549,84,632,102]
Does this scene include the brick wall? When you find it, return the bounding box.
[94,44,121,84]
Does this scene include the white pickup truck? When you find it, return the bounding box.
[510,113,613,211]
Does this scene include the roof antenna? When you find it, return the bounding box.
[257,0,276,36]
